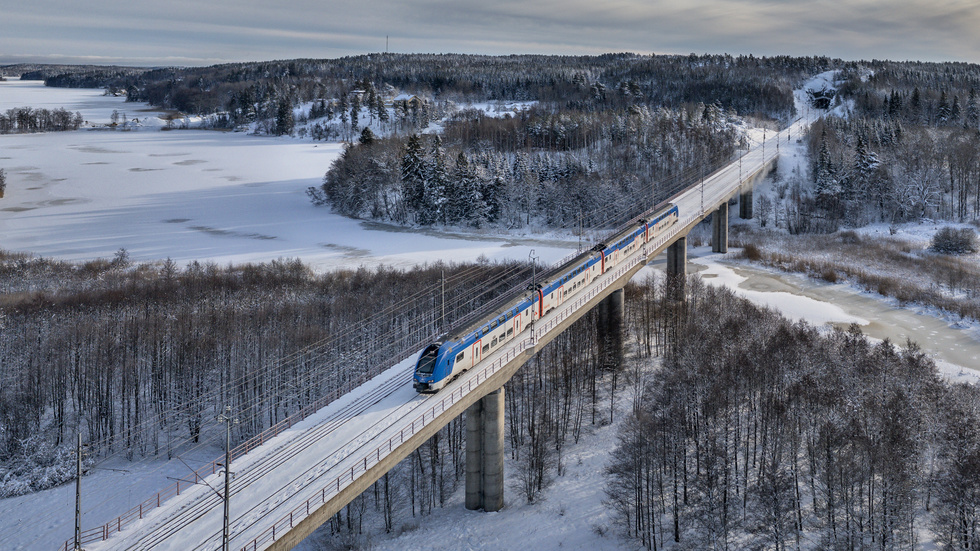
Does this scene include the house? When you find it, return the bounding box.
[387,93,426,111]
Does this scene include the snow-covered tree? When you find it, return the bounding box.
[421,137,448,225]
[937,90,951,124]
[275,96,294,136]
[967,87,979,130]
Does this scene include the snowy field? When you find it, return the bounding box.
[0,80,574,271]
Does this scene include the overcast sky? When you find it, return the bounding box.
[1,0,978,67]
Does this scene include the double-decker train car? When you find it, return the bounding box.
[413,203,679,392]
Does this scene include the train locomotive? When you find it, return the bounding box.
[413,203,679,393]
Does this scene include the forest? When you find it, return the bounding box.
[605,279,980,551]
[315,105,737,230]
[15,53,824,121]
[0,251,533,497]
[301,53,824,232]
[770,61,980,232]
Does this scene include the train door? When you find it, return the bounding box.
[471,340,482,365]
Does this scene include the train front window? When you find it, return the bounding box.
[417,345,439,374]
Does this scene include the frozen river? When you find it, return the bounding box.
[0,79,575,270]
[687,249,980,385]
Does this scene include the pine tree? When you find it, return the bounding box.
[376,96,390,131]
[445,151,472,225]
[401,134,426,218]
[480,176,503,223]
[909,87,921,122]
[966,87,979,130]
[888,90,902,118]
[423,137,448,225]
[937,90,951,124]
[358,127,376,146]
[339,94,350,136]
[814,136,839,197]
[851,134,880,203]
[275,96,294,136]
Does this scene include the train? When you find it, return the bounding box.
[413,203,680,392]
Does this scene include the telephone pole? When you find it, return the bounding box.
[74,433,83,551]
[218,406,239,551]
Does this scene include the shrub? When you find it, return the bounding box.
[742,243,762,261]
[839,230,861,244]
[930,227,978,255]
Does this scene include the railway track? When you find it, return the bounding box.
[111,368,419,550]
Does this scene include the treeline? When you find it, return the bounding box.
[26,53,834,130]
[606,279,980,550]
[317,103,738,230]
[779,61,980,231]
[16,65,143,88]
[0,251,532,497]
[0,107,83,133]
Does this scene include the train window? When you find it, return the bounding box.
[499,315,506,324]
[507,328,513,337]
[482,344,490,354]
[491,337,498,347]
[490,320,498,329]
[456,352,465,363]
[417,345,439,374]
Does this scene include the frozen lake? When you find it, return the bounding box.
[0,79,575,270]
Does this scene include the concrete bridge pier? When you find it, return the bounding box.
[711,202,729,254]
[596,288,624,371]
[739,187,753,219]
[666,236,687,301]
[465,386,505,512]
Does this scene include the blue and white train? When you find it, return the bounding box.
[413,204,680,392]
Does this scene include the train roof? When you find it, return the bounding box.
[440,202,677,346]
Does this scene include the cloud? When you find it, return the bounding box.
[0,0,977,66]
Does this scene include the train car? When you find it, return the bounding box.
[413,203,678,393]
[413,295,535,392]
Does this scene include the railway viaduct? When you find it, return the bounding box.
[84,121,796,551]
